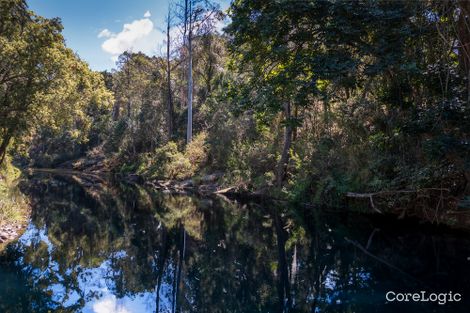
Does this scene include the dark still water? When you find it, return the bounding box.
[0,172,470,313]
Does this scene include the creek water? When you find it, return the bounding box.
[0,172,469,312]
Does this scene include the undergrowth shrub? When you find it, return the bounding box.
[225,138,276,190]
[137,132,208,180]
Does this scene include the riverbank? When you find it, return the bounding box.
[141,174,470,230]
[51,149,470,231]
[0,159,30,248]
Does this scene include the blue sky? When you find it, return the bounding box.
[27,0,230,71]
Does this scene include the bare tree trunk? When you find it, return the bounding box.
[166,8,174,139]
[126,60,131,119]
[186,2,193,144]
[276,102,293,187]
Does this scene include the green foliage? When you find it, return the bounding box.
[222,0,470,209]
[154,142,193,180]
[137,132,209,180]
[0,156,28,226]
[225,137,276,190]
[3,0,469,216]
[0,0,113,167]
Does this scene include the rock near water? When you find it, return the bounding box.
[0,222,23,243]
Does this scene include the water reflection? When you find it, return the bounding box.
[0,172,469,312]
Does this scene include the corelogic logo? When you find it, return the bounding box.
[386,291,462,305]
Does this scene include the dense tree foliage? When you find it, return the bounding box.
[2,0,469,214]
[2,1,470,310]
[224,0,470,209]
[0,0,112,168]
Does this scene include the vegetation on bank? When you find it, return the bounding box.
[1,0,469,219]
[0,157,29,229]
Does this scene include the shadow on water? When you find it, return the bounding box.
[0,172,469,312]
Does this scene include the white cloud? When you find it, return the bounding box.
[92,295,131,313]
[214,18,228,34]
[98,29,112,38]
[144,10,151,18]
[100,17,164,63]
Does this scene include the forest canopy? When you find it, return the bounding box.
[1,0,469,214]
[0,0,113,166]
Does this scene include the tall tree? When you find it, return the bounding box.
[175,0,222,143]
[186,0,194,144]
[226,0,431,187]
[0,0,112,166]
[111,52,168,154]
[165,5,175,139]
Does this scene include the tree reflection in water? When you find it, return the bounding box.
[0,172,469,312]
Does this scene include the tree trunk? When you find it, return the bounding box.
[464,170,470,195]
[166,9,174,139]
[0,134,12,167]
[292,106,298,141]
[0,124,16,167]
[273,210,292,311]
[276,102,293,187]
[186,15,193,144]
[112,102,120,121]
[155,228,168,313]
[172,224,186,313]
[457,0,470,102]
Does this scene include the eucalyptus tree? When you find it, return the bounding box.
[165,5,176,139]
[175,0,223,143]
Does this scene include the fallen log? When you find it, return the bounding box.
[346,188,451,214]
[346,192,382,213]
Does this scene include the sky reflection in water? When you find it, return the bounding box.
[0,173,470,313]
